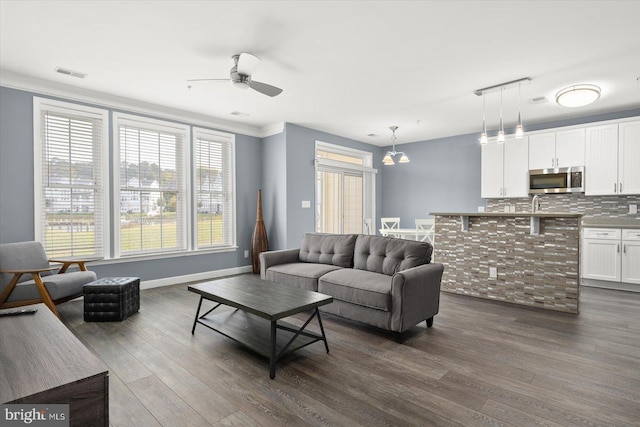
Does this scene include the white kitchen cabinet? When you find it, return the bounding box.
[481,143,504,198]
[582,228,621,282]
[585,121,640,196]
[622,229,640,284]
[481,137,528,198]
[528,133,556,169]
[618,120,640,195]
[582,228,640,287]
[528,129,585,170]
[585,124,619,195]
[555,128,585,167]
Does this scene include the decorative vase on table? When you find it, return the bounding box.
[251,189,268,274]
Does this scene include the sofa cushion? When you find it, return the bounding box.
[319,269,393,311]
[354,235,431,276]
[266,262,343,292]
[299,233,357,268]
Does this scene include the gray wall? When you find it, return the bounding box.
[261,130,287,250]
[381,133,483,227]
[0,86,262,281]
[381,107,640,227]
[282,123,384,248]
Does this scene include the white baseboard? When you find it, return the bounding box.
[581,278,640,293]
[140,265,253,290]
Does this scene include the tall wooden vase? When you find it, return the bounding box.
[251,189,268,274]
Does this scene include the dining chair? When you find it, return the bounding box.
[380,217,401,237]
[415,218,435,244]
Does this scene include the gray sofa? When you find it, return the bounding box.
[260,233,444,341]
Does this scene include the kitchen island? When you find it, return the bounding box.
[432,212,582,314]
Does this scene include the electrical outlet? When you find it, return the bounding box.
[244,250,249,258]
[301,200,311,208]
[630,204,638,214]
[489,267,497,279]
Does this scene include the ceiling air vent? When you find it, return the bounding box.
[230,111,250,117]
[55,67,87,79]
[529,96,548,104]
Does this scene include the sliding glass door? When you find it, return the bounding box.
[316,170,363,234]
[315,141,374,235]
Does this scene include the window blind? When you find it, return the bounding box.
[39,109,105,258]
[117,119,187,256]
[194,128,235,249]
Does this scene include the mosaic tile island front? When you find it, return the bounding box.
[433,212,582,314]
[432,194,640,314]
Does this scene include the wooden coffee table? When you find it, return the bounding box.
[188,275,333,379]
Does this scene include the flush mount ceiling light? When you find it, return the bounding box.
[556,84,601,107]
[382,126,409,165]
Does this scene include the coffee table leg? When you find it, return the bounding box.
[315,308,330,353]
[191,296,203,334]
[270,320,277,379]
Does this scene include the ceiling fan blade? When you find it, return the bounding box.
[237,53,261,76]
[186,78,228,82]
[248,80,283,97]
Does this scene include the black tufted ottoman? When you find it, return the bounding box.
[84,277,140,321]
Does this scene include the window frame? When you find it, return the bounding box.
[33,97,110,258]
[192,127,237,251]
[112,112,191,258]
[314,141,377,235]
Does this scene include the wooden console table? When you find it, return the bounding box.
[0,303,109,426]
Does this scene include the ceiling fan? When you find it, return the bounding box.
[187,53,283,97]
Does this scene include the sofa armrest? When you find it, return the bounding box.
[390,263,445,333]
[259,249,300,279]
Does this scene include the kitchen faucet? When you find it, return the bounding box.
[531,195,541,213]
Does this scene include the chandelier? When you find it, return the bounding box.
[382,126,409,165]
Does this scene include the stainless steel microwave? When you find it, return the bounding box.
[529,166,585,194]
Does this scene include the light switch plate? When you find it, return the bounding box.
[489,267,497,279]
[301,200,311,208]
[630,204,638,214]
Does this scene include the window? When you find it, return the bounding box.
[34,98,108,258]
[193,128,236,249]
[315,142,376,235]
[114,114,189,257]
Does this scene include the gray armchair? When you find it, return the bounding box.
[0,241,98,317]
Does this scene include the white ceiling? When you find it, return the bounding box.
[1,1,639,146]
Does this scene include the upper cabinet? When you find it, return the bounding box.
[481,137,529,198]
[481,117,639,199]
[619,121,640,195]
[585,120,640,195]
[528,129,585,170]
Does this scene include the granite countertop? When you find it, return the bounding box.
[431,212,583,218]
[581,217,640,229]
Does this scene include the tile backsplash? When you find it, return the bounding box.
[486,194,640,218]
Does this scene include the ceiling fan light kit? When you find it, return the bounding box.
[382,126,409,165]
[556,84,601,107]
[187,52,283,97]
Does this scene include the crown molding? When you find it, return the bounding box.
[0,70,263,138]
[259,122,285,138]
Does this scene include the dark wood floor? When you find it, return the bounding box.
[58,279,640,427]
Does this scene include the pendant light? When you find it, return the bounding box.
[382,126,409,165]
[515,82,524,139]
[480,91,488,144]
[497,86,505,143]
